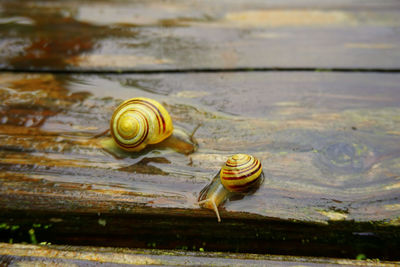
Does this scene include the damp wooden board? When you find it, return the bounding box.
[1,243,397,267]
[0,72,399,258]
[1,243,398,267]
[0,71,399,223]
[1,0,400,71]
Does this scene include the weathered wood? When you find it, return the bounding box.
[1,209,400,260]
[1,0,400,71]
[1,72,399,222]
[0,72,399,259]
[1,243,397,267]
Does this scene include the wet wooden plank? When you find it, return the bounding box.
[0,72,399,259]
[1,243,397,267]
[1,0,400,71]
[1,71,400,223]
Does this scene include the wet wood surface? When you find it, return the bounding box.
[1,0,400,71]
[0,72,399,259]
[0,0,400,262]
[0,72,399,223]
[2,243,397,267]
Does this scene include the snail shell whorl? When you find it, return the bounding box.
[220,154,262,192]
[110,97,173,151]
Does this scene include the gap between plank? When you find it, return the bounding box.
[1,67,400,75]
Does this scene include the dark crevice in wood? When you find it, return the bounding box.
[1,210,400,261]
[1,67,400,75]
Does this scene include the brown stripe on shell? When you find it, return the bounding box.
[225,156,251,168]
[224,175,261,190]
[223,159,259,176]
[130,99,165,134]
[114,110,149,149]
[221,161,262,180]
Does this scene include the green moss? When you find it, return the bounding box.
[98,219,107,227]
[0,223,10,230]
[11,225,20,231]
[0,223,21,231]
[147,242,157,248]
[356,253,367,260]
[28,228,37,244]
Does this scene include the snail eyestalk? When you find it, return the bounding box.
[190,123,202,141]
[198,198,221,222]
[157,126,198,155]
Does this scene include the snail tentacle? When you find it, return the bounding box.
[211,198,221,223]
[190,123,202,141]
[198,198,221,222]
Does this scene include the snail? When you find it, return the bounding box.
[110,97,173,152]
[100,97,197,156]
[198,154,264,222]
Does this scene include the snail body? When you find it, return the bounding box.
[110,97,173,152]
[198,154,263,222]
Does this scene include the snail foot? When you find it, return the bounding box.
[100,137,134,158]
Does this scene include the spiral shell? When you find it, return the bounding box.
[110,97,173,151]
[220,154,262,192]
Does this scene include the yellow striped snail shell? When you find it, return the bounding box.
[110,97,173,152]
[198,154,263,222]
[101,97,197,155]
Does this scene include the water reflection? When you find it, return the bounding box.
[0,1,217,70]
[0,2,132,69]
[119,157,170,175]
[0,72,201,208]
[0,74,91,130]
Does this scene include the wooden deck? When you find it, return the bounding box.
[0,243,395,266]
[0,0,400,264]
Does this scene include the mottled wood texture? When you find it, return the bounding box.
[1,72,399,222]
[1,0,400,70]
[0,0,400,262]
[0,72,399,259]
[2,243,398,267]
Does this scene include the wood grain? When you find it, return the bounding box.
[1,243,397,266]
[1,0,400,71]
[0,72,399,221]
[0,72,399,258]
